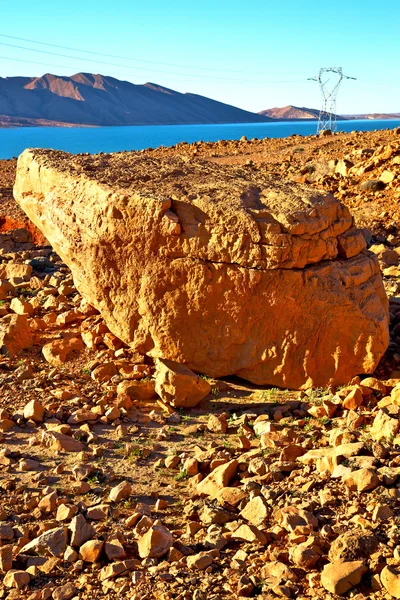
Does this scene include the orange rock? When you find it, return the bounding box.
[14,149,389,390]
[342,467,380,492]
[381,565,400,598]
[117,379,157,401]
[10,297,34,316]
[231,524,267,545]
[0,314,33,357]
[137,524,173,558]
[23,399,45,423]
[3,570,30,589]
[321,561,367,595]
[79,539,104,562]
[196,460,238,498]
[342,386,364,410]
[42,337,84,366]
[0,263,32,280]
[155,359,211,408]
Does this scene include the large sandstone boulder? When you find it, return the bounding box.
[14,149,389,389]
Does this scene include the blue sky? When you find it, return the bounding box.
[1,0,399,113]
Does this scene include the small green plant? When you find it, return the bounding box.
[0,300,5,307]
[294,146,305,152]
[180,414,192,422]
[81,367,92,375]
[262,447,276,456]
[227,413,239,427]
[87,471,106,484]
[122,498,135,509]
[174,468,189,481]
[259,388,280,403]
[127,447,145,461]
[211,388,219,397]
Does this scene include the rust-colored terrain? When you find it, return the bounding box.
[0,128,399,599]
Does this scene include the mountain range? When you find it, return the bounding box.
[0,75,398,128]
[0,73,271,127]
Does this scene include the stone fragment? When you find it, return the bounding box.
[79,539,103,562]
[240,496,269,527]
[0,314,33,357]
[342,386,364,410]
[0,524,14,541]
[381,565,400,598]
[196,460,238,498]
[216,487,247,507]
[42,431,84,453]
[42,337,84,366]
[155,359,211,408]
[187,551,214,571]
[0,545,13,572]
[10,297,34,316]
[231,524,267,545]
[329,531,379,562]
[56,504,78,521]
[207,413,227,433]
[99,562,127,581]
[321,561,367,595]
[370,409,400,441]
[362,377,387,394]
[23,399,45,423]
[52,583,77,600]
[14,149,389,390]
[117,379,157,400]
[342,468,379,492]
[298,442,365,464]
[264,560,297,579]
[109,480,132,502]
[290,541,320,569]
[274,506,318,535]
[64,547,78,562]
[137,524,173,558]
[3,569,30,589]
[21,527,67,558]
[69,515,96,547]
[372,503,394,521]
[38,491,58,512]
[104,536,126,561]
[91,362,117,382]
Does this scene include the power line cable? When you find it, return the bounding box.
[0,54,301,86]
[0,42,305,83]
[0,32,307,77]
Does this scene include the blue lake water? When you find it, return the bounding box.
[1,119,400,160]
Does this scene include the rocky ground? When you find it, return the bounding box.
[0,127,399,600]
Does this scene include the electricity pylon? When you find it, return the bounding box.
[308,67,356,133]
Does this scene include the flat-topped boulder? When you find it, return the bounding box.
[14,148,389,388]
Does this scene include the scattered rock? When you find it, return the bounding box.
[381,565,400,598]
[137,524,173,558]
[155,359,211,408]
[321,560,367,595]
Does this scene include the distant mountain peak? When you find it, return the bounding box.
[259,105,323,120]
[0,72,272,127]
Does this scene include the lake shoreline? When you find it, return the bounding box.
[1,118,400,160]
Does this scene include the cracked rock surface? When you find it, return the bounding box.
[14,148,389,389]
